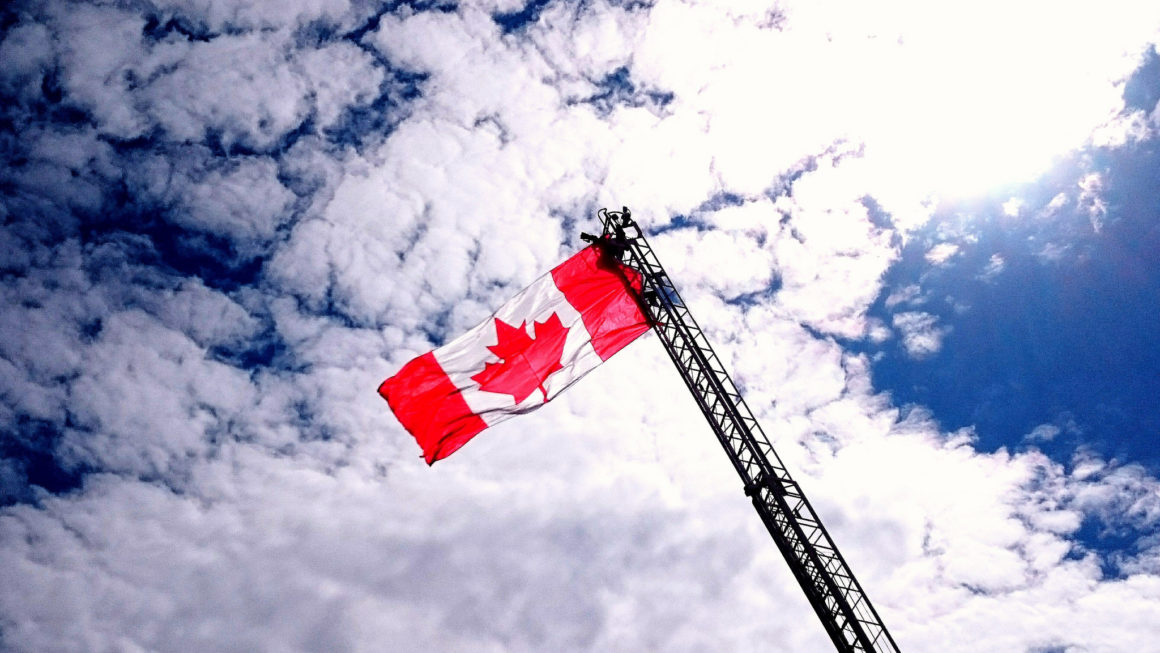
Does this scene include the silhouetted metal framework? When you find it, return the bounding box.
[584,207,900,653]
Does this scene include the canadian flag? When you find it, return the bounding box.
[379,244,652,463]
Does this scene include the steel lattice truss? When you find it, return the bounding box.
[586,207,900,653]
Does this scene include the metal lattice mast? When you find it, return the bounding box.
[584,207,900,653]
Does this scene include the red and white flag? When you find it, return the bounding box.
[379,244,651,464]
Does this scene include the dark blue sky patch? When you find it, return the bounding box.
[694,191,745,214]
[860,195,898,235]
[77,168,267,292]
[554,206,593,250]
[390,0,460,14]
[276,151,329,199]
[287,397,336,443]
[78,316,103,342]
[864,137,1160,476]
[8,132,283,294]
[128,224,266,292]
[209,323,300,373]
[651,193,747,235]
[1075,513,1145,579]
[292,18,344,48]
[0,0,510,512]
[0,416,90,506]
[765,140,861,201]
[26,68,95,128]
[138,5,257,43]
[313,7,438,152]
[493,0,557,34]
[650,213,709,235]
[604,0,654,8]
[297,1,458,51]
[323,68,428,152]
[0,6,21,33]
[724,284,781,309]
[272,115,317,157]
[571,66,674,117]
[416,304,459,348]
[200,126,267,159]
[142,14,219,43]
[287,277,382,334]
[1123,46,1160,113]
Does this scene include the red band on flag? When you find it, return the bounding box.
[378,352,487,464]
[551,245,650,360]
[380,243,651,464]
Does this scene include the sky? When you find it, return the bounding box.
[1,1,1159,651]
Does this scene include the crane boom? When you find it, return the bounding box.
[585,207,900,653]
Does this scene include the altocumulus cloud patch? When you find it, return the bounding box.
[2,1,1160,652]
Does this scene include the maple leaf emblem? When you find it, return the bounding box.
[471,313,570,403]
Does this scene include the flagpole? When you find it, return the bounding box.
[585,207,901,653]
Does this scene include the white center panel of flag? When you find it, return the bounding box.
[431,272,602,427]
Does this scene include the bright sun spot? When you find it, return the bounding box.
[816,0,1160,203]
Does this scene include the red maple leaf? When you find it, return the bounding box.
[471,313,569,403]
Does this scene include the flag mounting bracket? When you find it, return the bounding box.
[592,207,901,653]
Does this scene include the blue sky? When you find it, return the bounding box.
[862,124,1160,565]
[2,1,1160,651]
[867,116,1160,472]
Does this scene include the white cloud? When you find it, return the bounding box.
[892,311,950,359]
[1038,241,1072,262]
[781,0,1160,199]
[0,22,55,100]
[924,242,960,265]
[147,0,355,33]
[762,161,899,338]
[1090,108,1154,147]
[979,254,1006,282]
[1042,192,1070,217]
[3,1,1160,652]
[1027,423,1062,442]
[176,157,296,244]
[884,283,924,309]
[1078,172,1108,233]
[654,225,776,300]
[866,317,892,344]
[47,3,385,151]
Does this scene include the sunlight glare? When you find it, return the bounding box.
[829,0,1159,202]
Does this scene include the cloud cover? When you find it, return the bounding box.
[2,0,1160,651]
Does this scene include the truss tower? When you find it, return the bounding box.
[584,207,900,653]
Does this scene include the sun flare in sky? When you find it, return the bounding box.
[808,0,1160,201]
